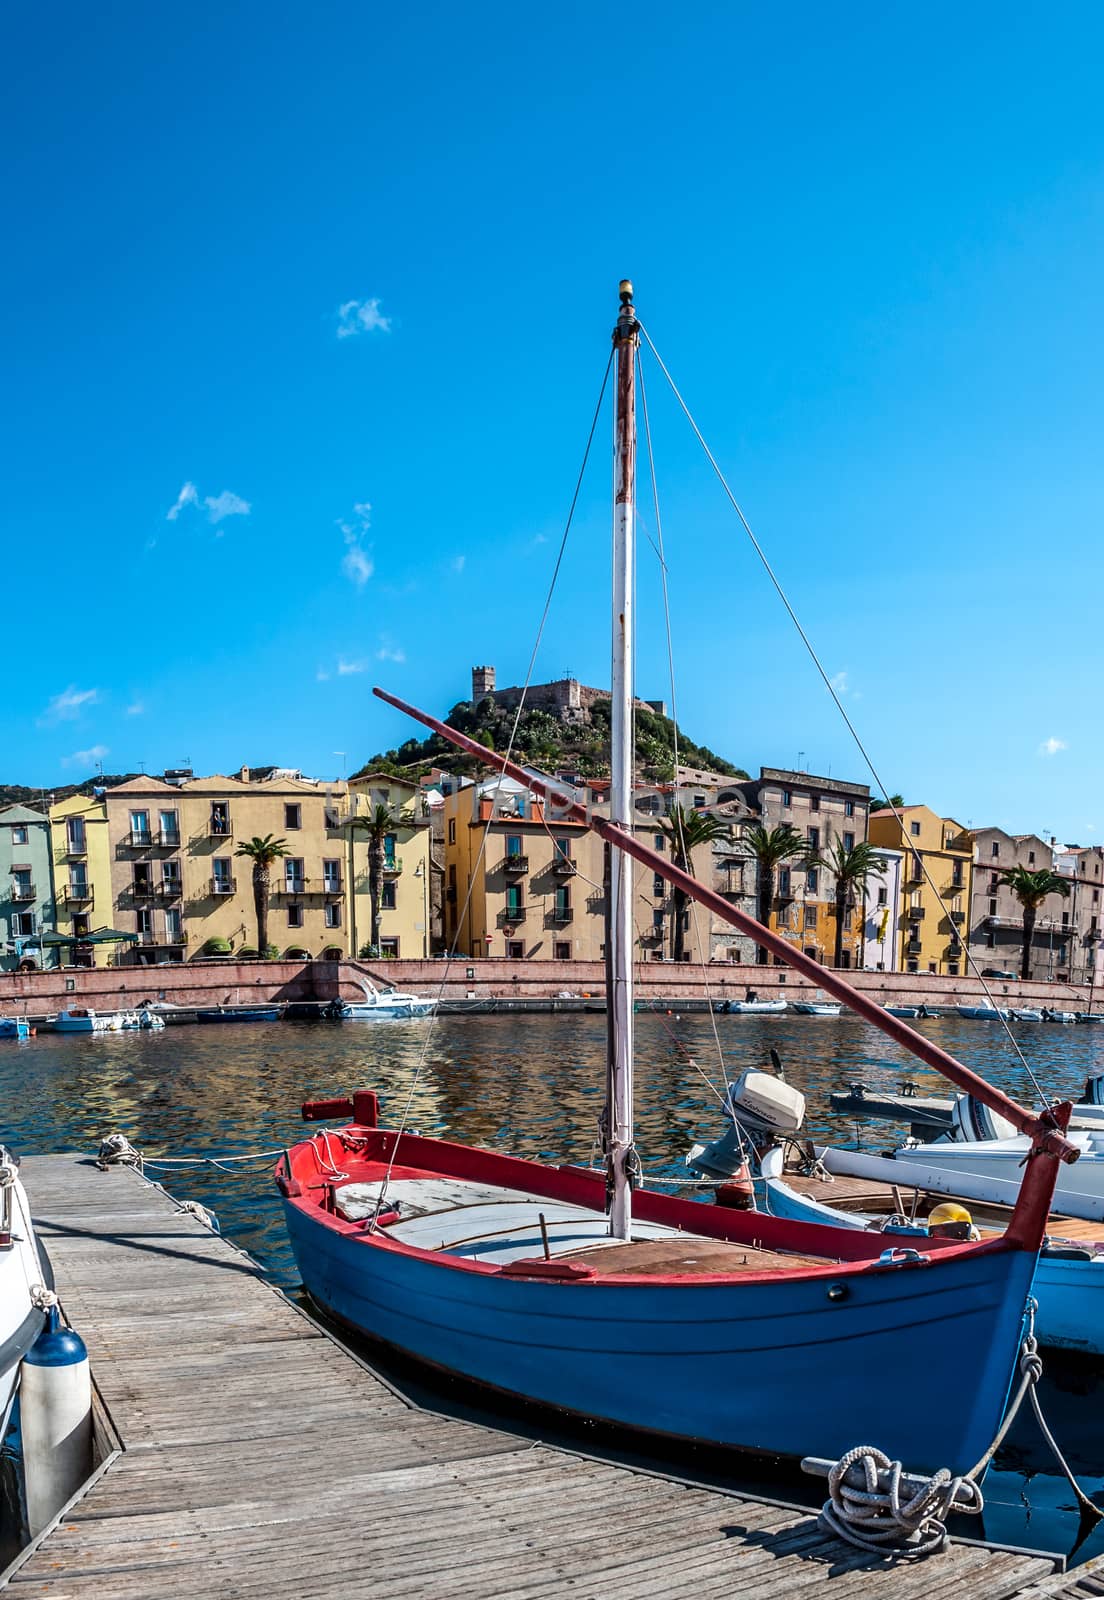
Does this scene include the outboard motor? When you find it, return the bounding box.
[950,1093,1017,1143]
[687,1069,807,1181]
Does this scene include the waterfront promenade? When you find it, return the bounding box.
[4,1154,1087,1599]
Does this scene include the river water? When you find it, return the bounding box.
[4,1009,1104,1562]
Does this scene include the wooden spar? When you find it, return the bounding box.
[372,683,1079,1166]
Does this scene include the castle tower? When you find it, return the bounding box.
[471,665,496,700]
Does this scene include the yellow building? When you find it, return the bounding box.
[102,769,353,964]
[869,805,972,976]
[47,793,113,967]
[346,774,433,959]
[442,777,724,961]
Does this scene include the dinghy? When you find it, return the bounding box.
[279,280,1077,1477]
[726,997,788,1014]
[0,1149,50,1433]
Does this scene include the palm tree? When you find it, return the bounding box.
[813,836,888,968]
[234,834,289,956]
[999,866,1071,980]
[871,793,905,813]
[739,822,814,965]
[657,805,733,962]
[348,803,411,954]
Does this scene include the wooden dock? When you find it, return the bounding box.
[3,1154,1101,1600]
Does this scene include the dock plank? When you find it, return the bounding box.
[3,1155,1064,1599]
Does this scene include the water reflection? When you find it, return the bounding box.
[3,1009,1103,1562]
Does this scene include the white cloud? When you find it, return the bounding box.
[204,489,251,525]
[829,670,848,696]
[337,501,374,587]
[375,642,406,664]
[1039,736,1067,757]
[166,482,198,521]
[126,702,145,717]
[451,554,466,574]
[39,685,99,725]
[62,744,109,768]
[337,298,392,338]
[316,667,331,683]
[337,658,367,675]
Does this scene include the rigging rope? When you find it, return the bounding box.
[636,322,1051,1109]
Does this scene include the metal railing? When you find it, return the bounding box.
[210,876,236,896]
[502,854,529,875]
[124,830,154,848]
[64,885,93,906]
[157,830,181,848]
[382,857,402,877]
[498,904,527,925]
[64,838,88,857]
[279,877,310,896]
[9,882,35,902]
[207,818,232,838]
[552,906,573,923]
[907,905,925,920]
[552,856,576,876]
[322,878,344,897]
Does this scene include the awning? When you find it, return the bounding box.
[38,928,139,946]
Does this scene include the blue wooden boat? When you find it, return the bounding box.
[280,279,1077,1478]
[0,1018,30,1041]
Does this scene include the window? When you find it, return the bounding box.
[12,912,34,937]
[844,800,854,819]
[381,882,396,910]
[991,842,1000,857]
[1062,911,1070,927]
[806,869,818,893]
[907,958,919,973]
[803,905,817,929]
[877,885,887,907]
[324,902,342,929]
[165,908,183,941]
[505,885,524,916]
[507,941,525,959]
[781,789,792,807]
[323,859,342,892]
[693,794,706,809]
[928,961,937,974]
[130,810,150,841]
[810,795,820,813]
[11,826,27,845]
[133,864,152,891]
[447,818,456,845]
[653,833,665,852]
[807,826,820,850]
[380,939,399,958]
[1028,850,1036,865]
[1092,916,1099,934]
[287,904,304,928]
[506,835,523,858]
[67,817,86,852]
[212,858,233,893]
[778,867,791,896]
[554,887,571,919]
[285,804,302,830]
[12,869,32,899]
[910,821,921,837]
[554,941,571,960]
[653,873,664,898]
[948,962,959,976]
[163,861,181,891]
[283,858,304,892]
[70,864,88,895]
[210,803,230,837]
[952,861,964,888]
[1096,891,1101,905]
[653,909,664,930]
[136,908,153,936]
[989,898,998,916]
[382,835,397,870]
[554,838,573,861]
[843,832,855,853]
[159,810,179,844]
[990,873,999,890]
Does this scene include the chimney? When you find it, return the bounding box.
[239,765,251,784]
[472,665,496,700]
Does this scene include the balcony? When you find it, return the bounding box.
[906,938,922,954]
[131,881,158,901]
[210,876,236,897]
[381,857,402,877]
[160,879,182,901]
[502,855,529,875]
[322,878,343,898]
[907,905,925,921]
[137,929,189,947]
[207,817,232,839]
[157,830,181,849]
[987,914,1070,933]
[551,906,573,924]
[64,838,88,858]
[64,885,93,906]
[279,878,310,897]
[950,909,966,925]
[9,882,35,902]
[498,904,527,926]
[552,856,576,876]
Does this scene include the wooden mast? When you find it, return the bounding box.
[608,279,640,1240]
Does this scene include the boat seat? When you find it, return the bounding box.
[335,1177,552,1223]
[382,1200,693,1263]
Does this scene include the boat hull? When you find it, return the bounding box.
[282,1133,1038,1476]
[762,1165,1104,1356]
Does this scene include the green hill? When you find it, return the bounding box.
[357,696,747,783]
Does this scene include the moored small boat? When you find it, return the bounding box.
[0,1018,31,1041]
[0,1149,51,1433]
[956,1004,1011,1021]
[196,1006,281,1024]
[327,981,436,1020]
[791,1001,842,1016]
[725,997,788,1014]
[51,1009,125,1034]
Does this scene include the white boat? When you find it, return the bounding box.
[956,1004,1011,1021]
[791,1001,842,1016]
[0,1149,50,1433]
[1045,1008,1077,1024]
[726,997,788,1014]
[332,980,436,1020]
[51,1008,125,1034]
[1010,1007,1043,1022]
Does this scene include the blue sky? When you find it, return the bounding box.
[4,4,1104,839]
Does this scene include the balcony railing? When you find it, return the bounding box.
[65,838,88,858]
[210,876,236,896]
[207,818,232,838]
[552,857,576,876]
[64,885,93,906]
[157,830,181,848]
[137,929,189,947]
[131,881,158,901]
[124,831,154,849]
[499,904,526,925]
[502,855,529,875]
[279,877,310,897]
[382,857,402,877]
[161,879,182,901]
[907,905,925,920]
[986,914,1070,932]
[906,938,923,953]
[10,883,35,902]
[552,906,573,923]
[322,878,343,897]
[950,909,966,925]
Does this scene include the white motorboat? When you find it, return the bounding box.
[0,1150,50,1433]
[725,997,788,1014]
[955,1004,1011,1021]
[51,1008,125,1034]
[1045,1008,1077,1024]
[331,980,436,1020]
[791,1001,842,1016]
[1010,1007,1043,1022]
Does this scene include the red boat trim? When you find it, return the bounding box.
[282,1125,1022,1290]
[372,683,1078,1172]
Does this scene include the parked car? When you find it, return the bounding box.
[980,968,1017,979]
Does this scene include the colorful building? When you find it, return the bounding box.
[347,773,433,959]
[0,805,55,971]
[47,792,113,967]
[869,806,972,976]
[861,847,903,971]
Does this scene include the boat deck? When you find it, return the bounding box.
[4,1153,1092,1599]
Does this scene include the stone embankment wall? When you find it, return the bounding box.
[1,956,1096,1018]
